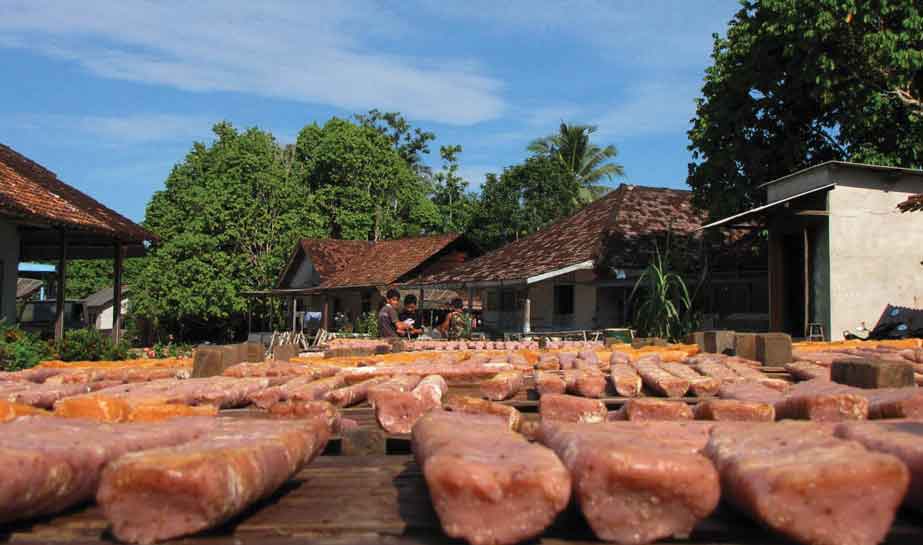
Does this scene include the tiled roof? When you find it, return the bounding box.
[416,184,706,284]
[83,285,131,308]
[290,233,463,289]
[0,143,154,242]
[898,194,923,213]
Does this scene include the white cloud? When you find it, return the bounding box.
[457,164,497,191]
[0,0,505,125]
[3,113,215,144]
[594,80,700,139]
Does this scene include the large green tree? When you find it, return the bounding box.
[469,155,579,250]
[354,109,436,176]
[64,258,147,300]
[132,122,324,341]
[294,118,440,241]
[431,145,478,233]
[688,0,923,219]
[528,122,624,202]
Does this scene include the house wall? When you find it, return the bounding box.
[94,299,130,331]
[827,173,923,340]
[766,166,832,202]
[0,219,19,323]
[525,269,598,331]
[288,255,319,288]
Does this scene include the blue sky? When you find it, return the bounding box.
[0,0,741,222]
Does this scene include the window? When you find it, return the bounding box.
[554,285,574,315]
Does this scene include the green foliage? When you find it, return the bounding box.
[469,155,580,250]
[431,145,478,233]
[150,341,193,359]
[295,117,440,240]
[630,244,697,342]
[528,122,624,203]
[354,109,436,175]
[133,122,326,341]
[0,322,52,371]
[65,258,147,300]
[355,311,379,337]
[688,0,923,219]
[55,328,129,362]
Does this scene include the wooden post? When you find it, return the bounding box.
[322,296,330,331]
[54,234,67,343]
[247,298,252,335]
[292,297,298,332]
[803,227,810,338]
[112,241,123,343]
[523,294,531,334]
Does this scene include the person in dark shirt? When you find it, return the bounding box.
[378,289,411,338]
[398,294,424,338]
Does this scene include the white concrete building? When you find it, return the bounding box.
[703,162,923,340]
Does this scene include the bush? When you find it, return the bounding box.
[56,328,131,362]
[355,311,379,337]
[0,323,52,371]
[151,341,193,359]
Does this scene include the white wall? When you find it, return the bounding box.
[95,299,129,330]
[827,173,923,339]
[0,219,19,324]
[526,269,598,331]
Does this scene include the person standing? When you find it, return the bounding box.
[398,294,424,338]
[378,289,411,338]
[439,298,467,340]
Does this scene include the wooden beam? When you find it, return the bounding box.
[803,227,810,338]
[112,241,123,343]
[54,234,67,343]
[322,297,330,331]
[792,210,830,216]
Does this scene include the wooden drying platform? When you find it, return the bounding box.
[5,455,922,545]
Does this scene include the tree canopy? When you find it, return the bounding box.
[688,0,923,219]
[528,122,624,202]
[469,155,579,251]
[132,122,323,340]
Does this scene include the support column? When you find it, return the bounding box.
[523,295,531,334]
[292,297,299,332]
[112,241,123,343]
[322,296,330,331]
[54,234,67,343]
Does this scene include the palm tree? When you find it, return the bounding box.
[528,122,624,202]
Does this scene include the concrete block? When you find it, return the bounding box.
[831,358,915,389]
[191,345,239,378]
[341,428,387,456]
[237,341,264,363]
[755,333,792,366]
[704,330,735,355]
[273,343,299,362]
[686,332,707,351]
[735,333,758,360]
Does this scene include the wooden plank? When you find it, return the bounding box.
[5,455,922,545]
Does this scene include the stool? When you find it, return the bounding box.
[807,323,825,342]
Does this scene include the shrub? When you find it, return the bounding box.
[0,322,52,371]
[355,311,379,336]
[56,328,130,362]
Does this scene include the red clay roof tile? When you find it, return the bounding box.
[0,143,154,242]
[292,233,463,289]
[416,184,706,284]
